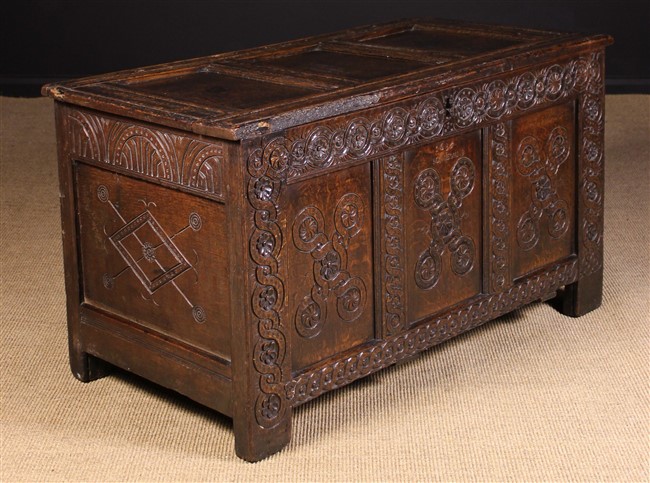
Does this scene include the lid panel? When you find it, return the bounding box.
[248,49,429,82]
[359,27,524,55]
[122,70,321,111]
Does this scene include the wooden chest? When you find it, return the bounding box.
[43,19,612,461]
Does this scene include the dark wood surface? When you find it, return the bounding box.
[46,19,611,461]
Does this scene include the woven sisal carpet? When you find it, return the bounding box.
[1,96,648,481]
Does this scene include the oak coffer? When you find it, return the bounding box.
[43,19,612,461]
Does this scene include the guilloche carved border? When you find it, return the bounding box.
[488,122,511,292]
[253,53,603,183]
[245,144,289,429]
[578,57,605,277]
[286,259,578,406]
[380,154,406,336]
[66,109,225,201]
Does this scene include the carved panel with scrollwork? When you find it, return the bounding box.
[291,193,368,339]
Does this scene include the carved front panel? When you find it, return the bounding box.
[404,131,483,324]
[284,163,374,371]
[76,164,231,360]
[511,102,576,279]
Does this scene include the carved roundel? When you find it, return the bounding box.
[450,157,476,199]
[295,296,325,339]
[546,126,570,174]
[292,206,326,253]
[547,199,570,239]
[414,168,442,209]
[334,193,364,238]
[345,119,372,155]
[415,250,442,290]
[453,87,477,127]
[383,107,409,143]
[306,127,334,166]
[417,97,445,137]
[517,212,540,251]
[516,136,544,177]
[449,236,475,275]
[335,277,367,322]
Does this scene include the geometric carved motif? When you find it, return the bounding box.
[292,193,367,338]
[97,184,205,323]
[515,126,571,250]
[413,156,477,289]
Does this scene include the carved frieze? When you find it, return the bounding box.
[67,110,225,200]
[253,53,602,182]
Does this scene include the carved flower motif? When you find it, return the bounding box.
[268,145,289,172]
[259,286,277,311]
[260,394,281,420]
[453,88,476,126]
[417,98,444,136]
[517,214,539,250]
[534,175,553,203]
[584,140,600,164]
[254,177,273,201]
[256,231,275,257]
[585,222,600,243]
[339,203,359,230]
[346,121,370,153]
[299,216,319,243]
[584,181,601,204]
[299,301,321,330]
[451,237,474,275]
[259,340,279,366]
[451,157,475,198]
[142,242,156,262]
[545,66,564,97]
[414,169,441,209]
[340,287,361,313]
[306,128,333,165]
[585,97,601,122]
[436,207,456,239]
[320,250,341,281]
[383,108,408,142]
[548,204,568,238]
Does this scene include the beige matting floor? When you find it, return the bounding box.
[1,96,649,482]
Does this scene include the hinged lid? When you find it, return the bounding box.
[43,18,611,140]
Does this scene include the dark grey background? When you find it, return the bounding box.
[2,0,648,96]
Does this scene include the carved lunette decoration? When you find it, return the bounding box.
[252,53,603,183]
[286,259,578,406]
[66,110,225,201]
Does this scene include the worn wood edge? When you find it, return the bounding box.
[79,306,233,416]
[80,304,232,375]
[286,258,579,406]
